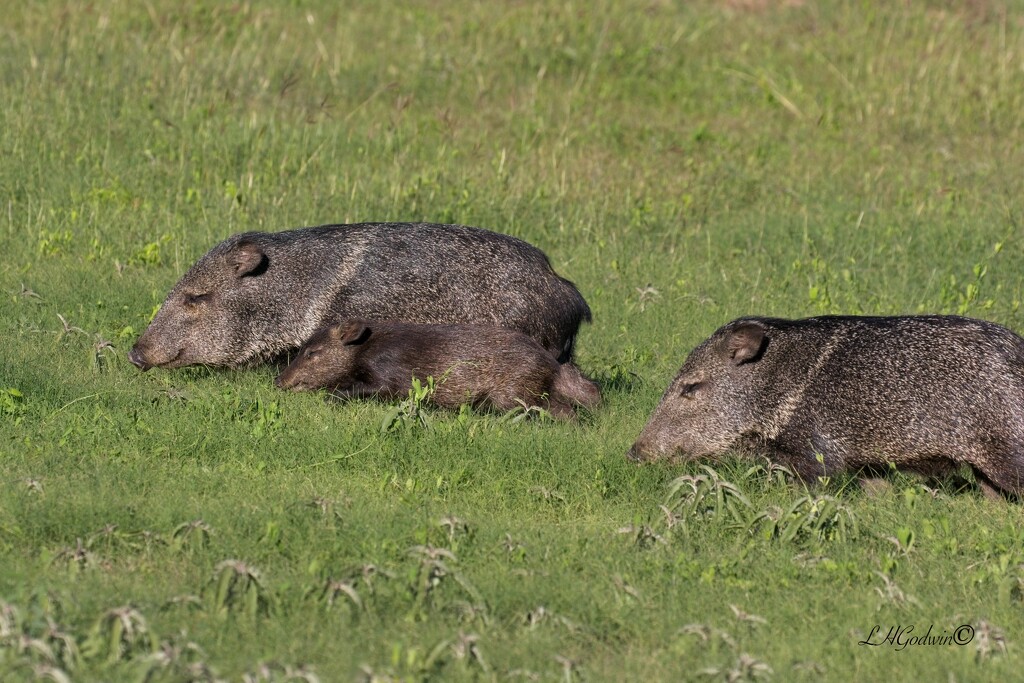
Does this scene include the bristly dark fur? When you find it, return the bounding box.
[630,315,1024,498]
[129,222,591,370]
[275,319,601,420]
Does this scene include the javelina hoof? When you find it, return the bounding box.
[978,479,1005,501]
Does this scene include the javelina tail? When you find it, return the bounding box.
[553,362,602,409]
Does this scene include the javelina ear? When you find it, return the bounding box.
[229,241,268,277]
[727,322,767,365]
[335,321,372,346]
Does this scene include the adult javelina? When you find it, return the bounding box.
[628,315,1024,497]
[274,320,602,419]
[128,223,590,370]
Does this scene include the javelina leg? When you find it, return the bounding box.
[977,479,1005,501]
[781,449,841,485]
[972,464,1024,501]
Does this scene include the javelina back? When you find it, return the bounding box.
[275,320,602,419]
[128,223,590,370]
[629,315,1024,497]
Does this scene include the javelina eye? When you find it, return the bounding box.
[304,348,318,359]
[680,382,702,398]
[184,292,210,306]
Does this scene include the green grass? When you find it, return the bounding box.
[2,0,1024,680]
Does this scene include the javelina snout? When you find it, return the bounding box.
[630,314,1024,498]
[625,444,644,463]
[128,242,271,371]
[273,322,361,391]
[625,441,659,463]
[276,319,601,419]
[629,321,766,463]
[127,345,153,371]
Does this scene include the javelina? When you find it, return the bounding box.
[274,319,602,419]
[128,222,590,370]
[628,315,1024,497]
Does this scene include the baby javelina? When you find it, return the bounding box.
[275,320,601,419]
[629,315,1024,499]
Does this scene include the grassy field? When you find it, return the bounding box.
[2,0,1024,680]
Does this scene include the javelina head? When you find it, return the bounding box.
[128,236,281,370]
[628,321,768,463]
[274,320,371,391]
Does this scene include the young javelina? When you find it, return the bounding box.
[275,320,602,419]
[628,315,1024,498]
[128,222,590,370]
